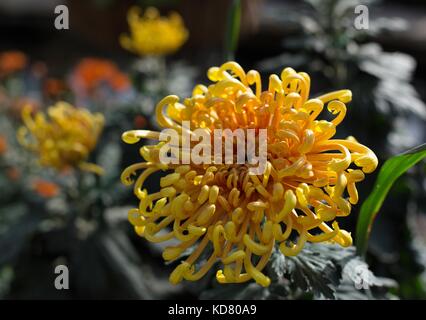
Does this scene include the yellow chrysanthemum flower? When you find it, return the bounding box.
[18,102,104,174]
[121,61,378,287]
[120,6,188,56]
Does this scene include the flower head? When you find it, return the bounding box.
[0,135,7,155]
[71,58,130,96]
[18,102,104,174]
[32,179,60,198]
[44,78,68,99]
[0,51,27,77]
[120,6,188,56]
[121,62,378,286]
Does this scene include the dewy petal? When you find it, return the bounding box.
[121,61,378,286]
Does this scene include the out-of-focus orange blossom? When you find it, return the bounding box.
[0,51,27,77]
[71,58,130,95]
[32,179,60,198]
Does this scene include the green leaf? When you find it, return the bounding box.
[356,143,426,257]
[277,243,355,299]
[199,243,396,300]
[200,242,396,300]
[224,0,241,61]
[334,257,397,300]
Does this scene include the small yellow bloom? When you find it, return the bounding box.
[121,62,378,287]
[120,6,188,56]
[18,102,104,174]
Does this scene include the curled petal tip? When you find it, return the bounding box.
[122,131,140,144]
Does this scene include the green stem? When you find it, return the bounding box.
[224,0,242,61]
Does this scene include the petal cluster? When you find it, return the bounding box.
[121,62,378,286]
[18,102,104,173]
[120,7,188,56]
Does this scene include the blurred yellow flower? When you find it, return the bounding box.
[121,61,378,287]
[18,102,104,174]
[120,6,188,56]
